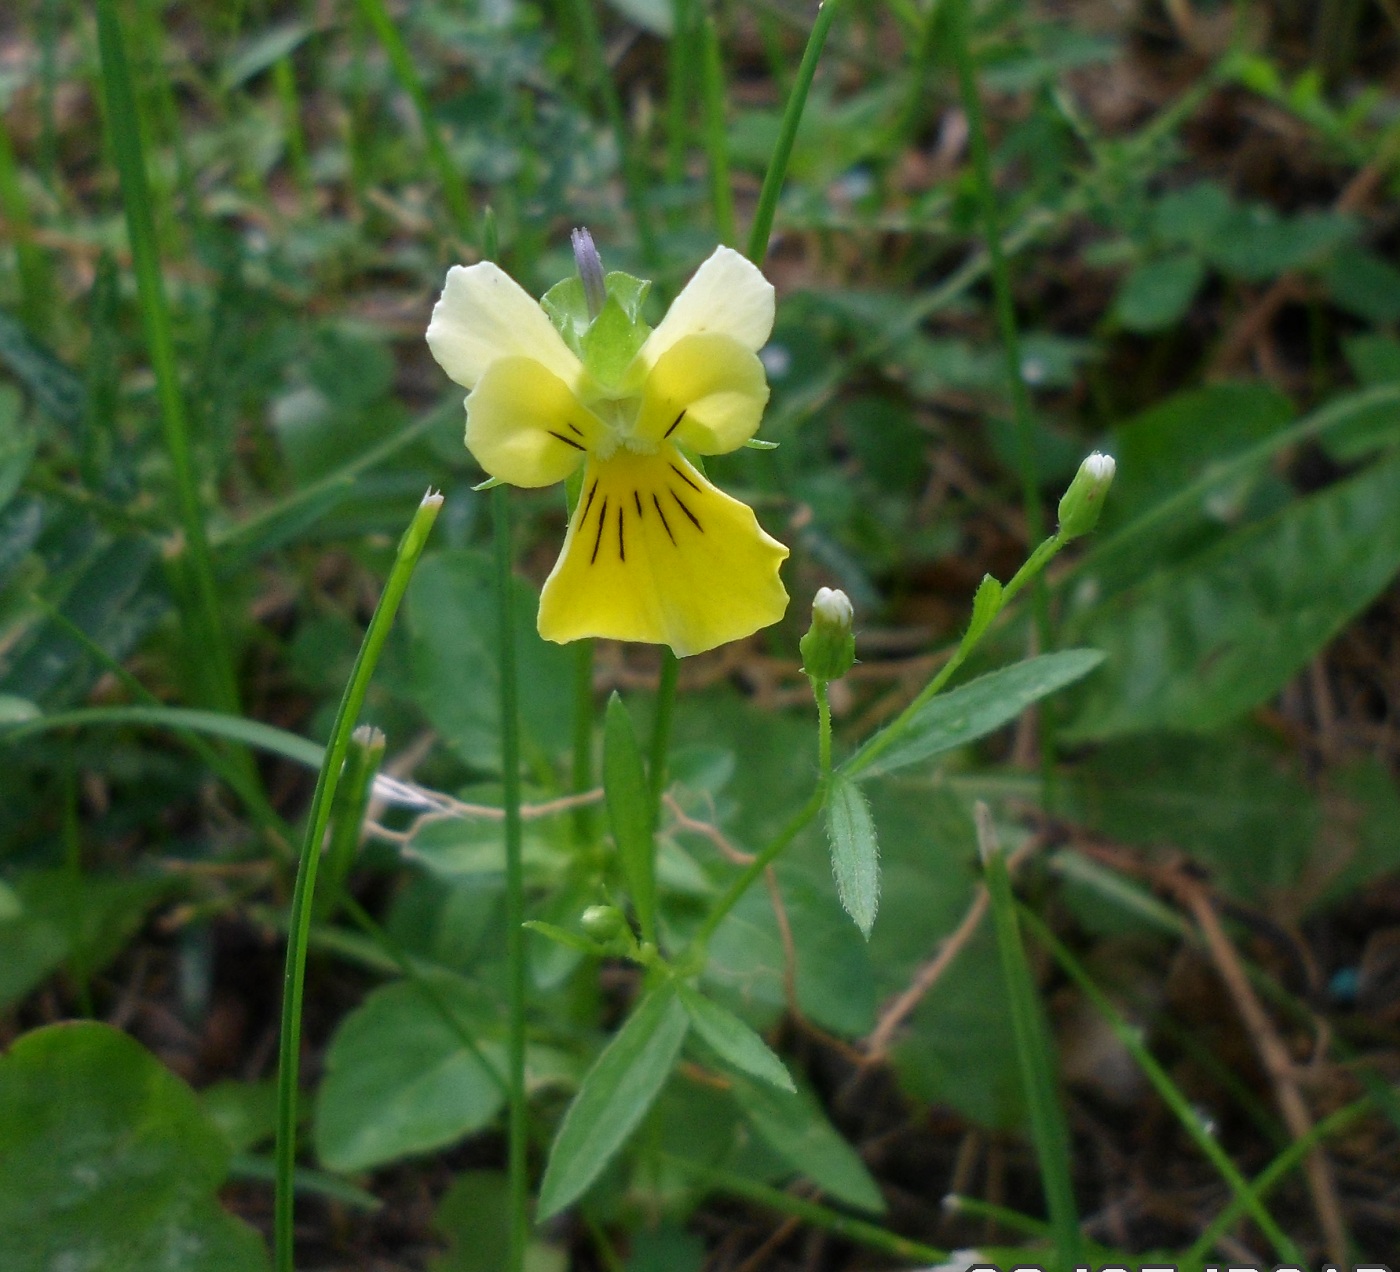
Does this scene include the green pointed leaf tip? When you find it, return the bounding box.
[960,574,1003,653]
[825,776,879,938]
[541,271,651,363]
[537,986,689,1218]
[603,691,656,941]
[729,1076,886,1214]
[677,984,795,1092]
[848,649,1105,778]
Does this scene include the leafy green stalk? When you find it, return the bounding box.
[700,15,737,247]
[947,0,1050,650]
[974,803,1080,1263]
[660,1154,950,1265]
[648,649,679,814]
[1020,906,1304,1263]
[746,0,844,265]
[492,483,529,1272]
[274,491,443,1272]
[95,0,244,730]
[353,0,472,241]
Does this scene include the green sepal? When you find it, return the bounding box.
[541,270,652,363]
[580,293,650,388]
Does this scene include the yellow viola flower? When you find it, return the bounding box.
[426,244,790,657]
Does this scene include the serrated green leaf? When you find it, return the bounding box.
[538,985,689,1218]
[846,650,1105,778]
[0,1022,269,1271]
[604,691,656,941]
[825,775,879,937]
[1064,453,1400,739]
[729,1076,885,1214]
[677,984,794,1092]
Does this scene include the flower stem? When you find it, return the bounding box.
[274,491,442,1272]
[812,677,833,779]
[746,0,844,265]
[493,483,529,1272]
[571,639,596,847]
[649,648,680,819]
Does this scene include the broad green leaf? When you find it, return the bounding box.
[1064,453,1400,738]
[1323,244,1400,325]
[0,869,172,1010]
[604,692,656,939]
[538,985,689,1218]
[0,1022,269,1272]
[314,973,504,1172]
[890,923,1026,1131]
[729,1076,885,1214]
[705,860,875,1036]
[1113,252,1204,332]
[677,984,794,1092]
[201,1079,278,1154]
[406,550,574,768]
[431,1171,567,1272]
[1205,206,1358,282]
[846,650,1105,778]
[1065,730,1318,900]
[824,775,879,937]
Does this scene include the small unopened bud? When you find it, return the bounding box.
[800,586,856,682]
[580,904,625,940]
[571,227,607,321]
[1057,451,1116,541]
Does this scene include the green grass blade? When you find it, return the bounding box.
[94,0,242,727]
[274,490,443,1272]
[974,803,1080,1263]
[1020,905,1304,1264]
[746,0,844,266]
[0,119,51,336]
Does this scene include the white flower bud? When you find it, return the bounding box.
[801,587,856,683]
[1057,451,1116,540]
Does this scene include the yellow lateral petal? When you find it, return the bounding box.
[635,247,775,370]
[635,333,769,455]
[427,262,583,391]
[467,357,604,487]
[537,449,789,657]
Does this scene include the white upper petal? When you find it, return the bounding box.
[426,262,583,391]
[636,246,776,369]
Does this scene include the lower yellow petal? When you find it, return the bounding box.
[466,356,604,488]
[537,449,789,657]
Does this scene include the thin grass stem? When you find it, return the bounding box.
[353,0,473,242]
[974,803,1080,1264]
[746,0,844,265]
[947,0,1051,653]
[274,490,443,1272]
[700,15,736,247]
[492,483,529,1272]
[0,119,51,336]
[659,1153,950,1265]
[572,640,596,846]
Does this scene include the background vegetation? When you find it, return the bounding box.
[1,0,1399,1267]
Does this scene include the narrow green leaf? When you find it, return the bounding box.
[537,985,688,1218]
[846,649,1104,778]
[522,921,600,956]
[603,692,656,944]
[677,984,794,1092]
[824,775,879,937]
[957,573,1003,654]
[729,1076,885,1215]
